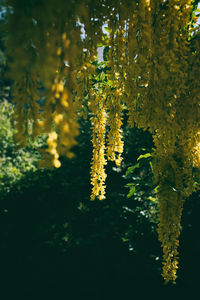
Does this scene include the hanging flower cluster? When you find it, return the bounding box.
[4,0,200,284]
[89,91,107,200]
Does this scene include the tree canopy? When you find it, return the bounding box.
[2,0,200,284]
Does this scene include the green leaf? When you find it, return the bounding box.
[126,163,140,176]
[137,153,152,161]
[107,80,113,87]
[148,196,157,203]
[100,72,105,81]
[153,185,159,193]
[125,183,135,187]
[103,27,112,34]
[127,185,136,198]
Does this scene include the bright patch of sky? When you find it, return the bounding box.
[197,2,200,24]
[0,4,7,19]
[1,2,200,61]
[78,19,108,62]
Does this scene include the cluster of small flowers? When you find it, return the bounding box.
[6,0,200,284]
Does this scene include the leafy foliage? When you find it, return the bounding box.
[0,100,45,195]
[1,1,200,292]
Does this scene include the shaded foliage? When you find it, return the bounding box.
[0,114,163,297]
[1,2,200,296]
[1,104,200,298]
[0,100,45,195]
